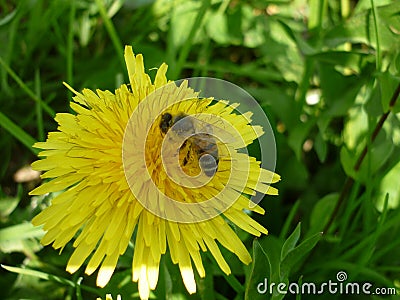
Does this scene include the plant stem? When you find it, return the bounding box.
[323,83,400,233]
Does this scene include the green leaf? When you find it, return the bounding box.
[393,50,400,76]
[317,64,367,133]
[281,223,301,261]
[378,71,400,113]
[252,87,300,129]
[0,223,44,254]
[0,196,20,219]
[309,193,339,234]
[341,125,394,182]
[288,119,315,161]
[340,146,357,179]
[376,160,400,211]
[280,232,322,278]
[365,80,385,118]
[206,11,230,45]
[314,131,327,163]
[259,20,304,83]
[245,237,282,300]
[169,1,203,49]
[0,222,44,242]
[342,104,368,151]
[324,2,400,51]
[311,51,369,75]
[226,4,244,45]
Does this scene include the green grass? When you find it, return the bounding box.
[1,0,400,299]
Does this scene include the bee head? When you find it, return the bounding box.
[160,113,173,134]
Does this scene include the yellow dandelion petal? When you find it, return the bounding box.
[225,209,269,236]
[154,63,168,88]
[138,265,150,300]
[158,219,167,254]
[203,234,231,275]
[210,220,252,263]
[168,220,181,242]
[40,227,62,246]
[97,294,121,300]
[67,240,96,274]
[97,249,120,288]
[30,45,280,300]
[176,240,196,294]
[29,173,85,195]
[146,253,160,290]
[187,245,205,278]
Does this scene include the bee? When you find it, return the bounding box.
[159,112,219,177]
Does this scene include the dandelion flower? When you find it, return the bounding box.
[30,46,280,299]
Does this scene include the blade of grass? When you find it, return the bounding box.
[95,0,124,69]
[1,5,20,97]
[75,276,84,300]
[0,56,55,117]
[205,252,244,295]
[66,0,76,101]
[184,61,283,82]
[1,264,101,296]
[279,199,300,240]
[340,0,350,18]
[370,0,381,70]
[34,69,44,141]
[308,0,326,32]
[192,37,210,77]
[373,237,400,262]
[170,0,211,79]
[340,0,352,56]
[221,272,244,295]
[363,114,375,232]
[0,111,38,154]
[338,208,400,262]
[296,0,326,103]
[166,1,177,73]
[337,181,361,237]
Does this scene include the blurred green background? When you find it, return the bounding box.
[1,0,400,299]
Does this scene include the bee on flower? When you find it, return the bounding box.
[30,46,280,300]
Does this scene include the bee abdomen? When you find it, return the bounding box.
[199,154,219,177]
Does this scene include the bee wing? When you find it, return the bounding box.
[191,117,246,149]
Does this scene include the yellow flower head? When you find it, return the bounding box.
[30,46,280,299]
